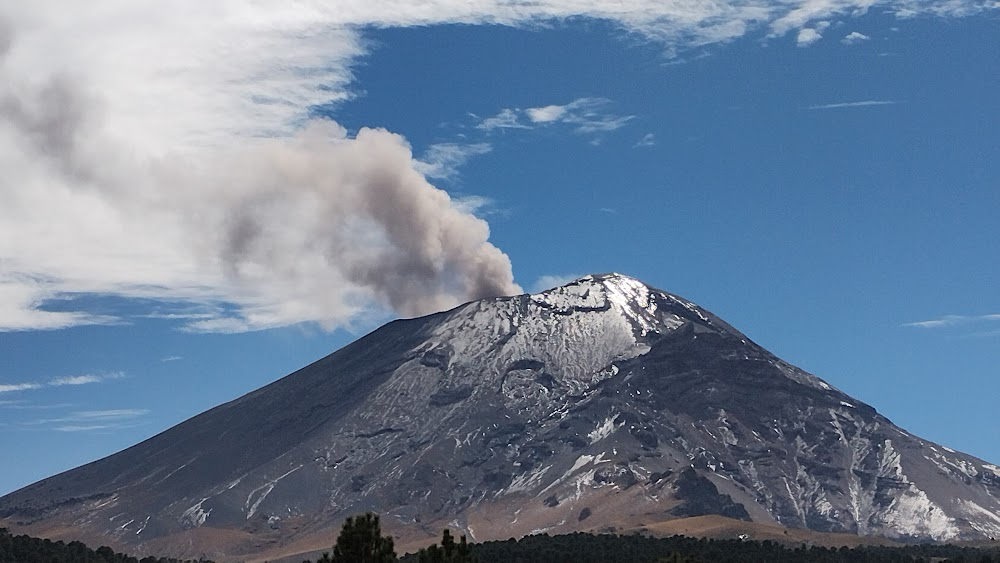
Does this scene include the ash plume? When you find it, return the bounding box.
[0,12,520,331]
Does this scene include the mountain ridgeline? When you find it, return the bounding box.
[2,274,999,561]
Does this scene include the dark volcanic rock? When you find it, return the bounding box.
[669,467,750,521]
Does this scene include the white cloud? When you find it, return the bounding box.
[479,98,633,137]
[414,142,492,180]
[796,28,823,46]
[633,133,656,148]
[143,312,217,321]
[526,104,570,123]
[0,401,73,410]
[49,375,103,386]
[71,409,149,419]
[904,314,1000,329]
[1,1,991,332]
[476,108,528,131]
[160,356,183,362]
[842,31,870,44]
[49,372,124,386]
[533,98,633,133]
[574,114,634,134]
[0,276,119,330]
[0,383,43,394]
[0,372,124,393]
[808,100,897,109]
[54,425,122,432]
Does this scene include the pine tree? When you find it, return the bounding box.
[330,513,397,563]
[416,529,476,563]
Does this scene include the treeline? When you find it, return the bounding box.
[7,517,1000,563]
[304,512,1000,563]
[0,527,211,563]
[451,532,1000,563]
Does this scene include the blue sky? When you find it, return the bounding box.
[1,3,998,496]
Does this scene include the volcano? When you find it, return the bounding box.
[2,274,999,560]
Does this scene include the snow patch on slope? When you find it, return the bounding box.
[872,440,959,540]
[507,464,552,494]
[588,417,619,444]
[181,498,211,528]
[245,465,302,520]
[960,500,1000,537]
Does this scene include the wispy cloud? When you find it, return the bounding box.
[0,372,124,393]
[633,133,656,148]
[475,108,529,131]
[808,100,898,110]
[574,115,634,134]
[0,383,43,394]
[160,355,183,362]
[71,409,149,419]
[53,372,123,386]
[477,98,633,138]
[143,312,218,321]
[533,98,633,134]
[414,142,492,180]
[904,314,1000,329]
[0,401,74,410]
[23,408,151,433]
[50,375,103,386]
[842,31,870,44]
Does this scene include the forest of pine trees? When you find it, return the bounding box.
[0,527,211,563]
[6,516,1000,563]
[448,532,1000,563]
[305,513,1000,563]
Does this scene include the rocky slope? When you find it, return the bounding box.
[2,274,999,560]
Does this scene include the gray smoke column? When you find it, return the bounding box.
[0,82,521,331]
[205,122,522,326]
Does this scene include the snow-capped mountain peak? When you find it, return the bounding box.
[3,274,999,561]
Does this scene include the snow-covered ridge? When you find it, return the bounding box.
[529,273,684,337]
[530,273,650,310]
[417,274,679,415]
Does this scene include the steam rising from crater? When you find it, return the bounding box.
[0,8,520,331]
